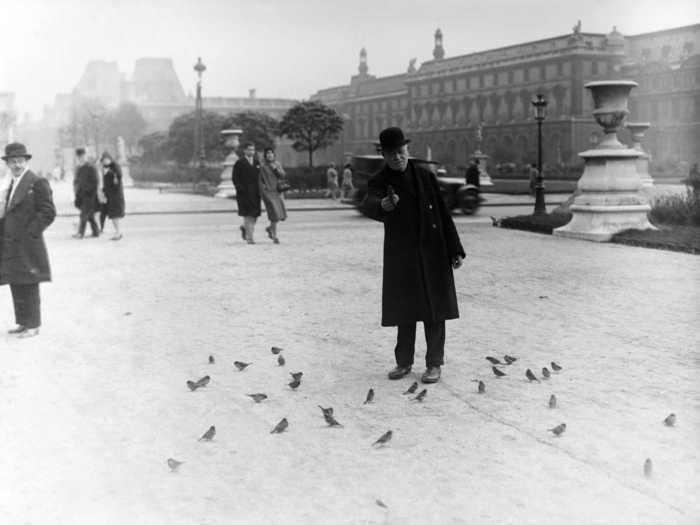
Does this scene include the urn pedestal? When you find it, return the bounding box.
[554,81,655,242]
[626,122,653,189]
[215,129,242,198]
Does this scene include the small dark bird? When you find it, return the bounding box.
[186,380,200,392]
[486,356,504,365]
[644,458,653,477]
[270,418,288,434]
[503,355,518,365]
[247,393,268,403]
[542,367,551,379]
[376,499,388,509]
[318,405,334,416]
[288,379,301,390]
[364,388,375,404]
[208,355,215,364]
[538,295,549,299]
[549,394,557,408]
[199,425,216,441]
[278,355,285,366]
[413,389,427,402]
[403,381,418,395]
[526,369,540,382]
[124,312,132,316]
[195,375,210,388]
[551,361,562,372]
[477,380,486,394]
[492,366,506,377]
[271,346,283,355]
[548,423,566,437]
[324,413,342,427]
[663,413,676,427]
[234,361,251,371]
[167,458,183,471]
[373,430,393,446]
[290,372,303,381]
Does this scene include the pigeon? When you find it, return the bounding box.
[167,458,183,471]
[551,361,562,372]
[538,295,549,299]
[373,430,393,446]
[413,389,427,402]
[318,405,334,416]
[644,458,653,477]
[503,354,518,365]
[124,312,132,316]
[195,375,210,388]
[492,366,506,378]
[526,369,540,382]
[548,423,566,437]
[324,413,342,427]
[234,361,251,371]
[199,425,216,441]
[277,355,285,366]
[376,499,388,509]
[549,394,557,408]
[270,418,288,434]
[271,346,284,354]
[486,356,504,365]
[290,372,303,381]
[477,380,486,394]
[663,413,676,427]
[288,379,301,390]
[403,381,419,395]
[247,393,268,403]
[542,367,551,379]
[364,388,375,404]
[186,380,200,392]
[208,355,215,364]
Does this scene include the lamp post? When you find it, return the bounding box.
[531,93,548,215]
[193,57,207,182]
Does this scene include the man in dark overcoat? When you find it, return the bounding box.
[363,127,465,384]
[73,147,99,238]
[0,143,56,338]
[232,142,262,244]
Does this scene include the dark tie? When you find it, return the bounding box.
[5,178,14,211]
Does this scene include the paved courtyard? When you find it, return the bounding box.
[0,203,698,524]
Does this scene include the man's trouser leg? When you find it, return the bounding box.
[424,320,445,368]
[10,283,41,329]
[395,323,417,367]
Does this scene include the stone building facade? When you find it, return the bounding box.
[310,23,700,173]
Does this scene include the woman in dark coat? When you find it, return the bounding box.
[232,143,262,244]
[99,151,125,240]
[259,148,287,244]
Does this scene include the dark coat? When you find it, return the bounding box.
[0,171,56,285]
[364,161,465,326]
[232,157,261,217]
[74,163,99,213]
[102,164,125,218]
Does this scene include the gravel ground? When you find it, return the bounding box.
[0,209,698,525]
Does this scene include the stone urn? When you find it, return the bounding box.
[554,80,655,242]
[215,129,242,198]
[626,121,653,188]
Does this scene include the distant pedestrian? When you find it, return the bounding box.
[363,127,465,385]
[325,162,339,199]
[341,163,354,199]
[259,148,287,244]
[528,163,538,196]
[465,158,480,187]
[232,142,262,244]
[99,151,125,240]
[685,162,700,198]
[0,143,56,338]
[73,148,100,238]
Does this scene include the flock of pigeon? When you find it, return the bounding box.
[167,348,677,478]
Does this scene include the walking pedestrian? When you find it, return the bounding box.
[72,148,100,238]
[362,127,465,384]
[465,158,480,187]
[341,163,354,199]
[528,163,538,197]
[325,162,339,199]
[232,142,262,244]
[99,151,125,240]
[0,143,56,338]
[259,148,287,244]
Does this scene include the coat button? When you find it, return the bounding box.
[428,204,433,209]
[432,224,437,229]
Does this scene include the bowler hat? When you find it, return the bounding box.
[2,142,32,161]
[378,127,410,151]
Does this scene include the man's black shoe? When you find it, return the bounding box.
[421,366,441,384]
[387,365,412,380]
[8,325,26,334]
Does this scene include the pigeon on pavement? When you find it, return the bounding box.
[364,388,375,404]
[247,393,268,403]
[548,423,566,437]
[526,369,540,382]
[663,413,676,427]
[413,389,427,402]
[234,361,251,371]
[324,413,343,427]
[167,458,183,471]
[486,356,504,365]
[551,362,562,372]
[549,394,557,408]
[288,379,301,390]
[492,366,506,377]
[318,405,334,416]
[271,346,283,354]
[208,355,215,364]
[644,458,653,477]
[290,372,303,382]
[542,367,551,379]
[270,418,288,434]
[278,355,285,366]
[199,425,216,441]
[503,355,518,365]
[373,430,393,446]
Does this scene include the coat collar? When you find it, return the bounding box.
[381,161,418,196]
[7,170,35,210]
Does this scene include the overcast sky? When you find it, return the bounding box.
[2,0,698,119]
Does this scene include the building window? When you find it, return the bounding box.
[583,61,592,76]
[592,61,599,76]
[456,78,466,91]
[432,82,440,95]
[514,69,524,83]
[420,84,429,96]
[599,61,608,75]
[498,72,508,85]
[546,64,557,80]
[445,80,453,94]
[484,74,494,87]
[470,76,480,89]
[671,98,680,120]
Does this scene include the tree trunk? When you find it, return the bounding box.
[308,147,313,169]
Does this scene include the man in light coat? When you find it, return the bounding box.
[0,143,56,338]
[363,127,465,384]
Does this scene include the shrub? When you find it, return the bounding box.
[131,163,222,186]
[282,166,327,192]
[650,191,700,227]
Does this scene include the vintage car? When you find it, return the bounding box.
[346,155,482,215]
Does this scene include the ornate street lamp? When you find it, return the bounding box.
[531,93,548,215]
[193,57,207,180]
